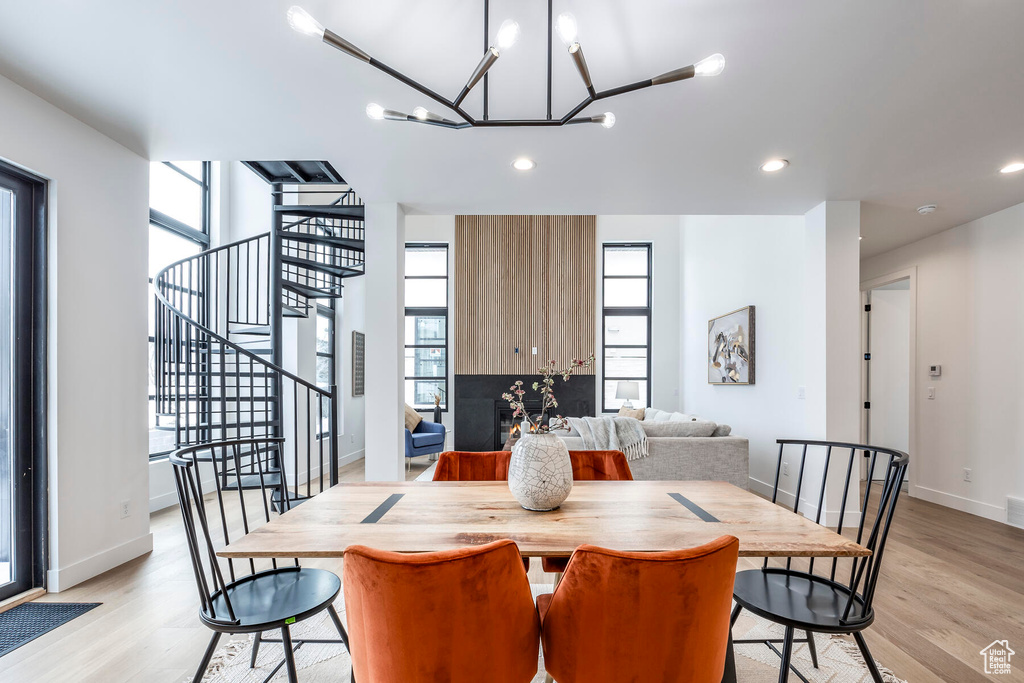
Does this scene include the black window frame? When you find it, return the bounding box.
[404,242,448,411]
[148,161,211,460]
[601,243,653,413]
[0,160,48,600]
[315,302,336,438]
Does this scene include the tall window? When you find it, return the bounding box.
[602,243,652,412]
[315,303,335,436]
[149,162,210,458]
[404,244,448,410]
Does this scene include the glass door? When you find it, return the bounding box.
[0,162,46,601]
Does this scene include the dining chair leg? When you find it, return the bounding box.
[192,632,222,683]
[853,631,885,683]
[730,603,742,627]
[281,626,299,683]
[777,626,795,683]
[544,675,554,683]
[250,631,262,668]
[805,630,819,669]
[327,604,351,651]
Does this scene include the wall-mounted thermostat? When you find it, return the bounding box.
[929,364,941,377]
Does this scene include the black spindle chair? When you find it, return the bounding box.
[731,439,909,683]
[171,437,351,683]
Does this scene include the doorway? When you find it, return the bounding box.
[0,160,47,601]
[861,270,915,486]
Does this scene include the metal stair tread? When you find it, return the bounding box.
[281,255,364,278]
[274,204,365,220]
[282,281,344,300]
[278,230,364,251]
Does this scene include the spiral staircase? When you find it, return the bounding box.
[154,162,364,508]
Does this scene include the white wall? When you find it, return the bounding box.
[862,200,1024,523]
[679,216,812,491]
[0,73,151,591]
[596,216,681,413]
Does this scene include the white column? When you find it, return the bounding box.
[803,201,862,522]
[363,203,406,481]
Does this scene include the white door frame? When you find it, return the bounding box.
[860,267,917,492]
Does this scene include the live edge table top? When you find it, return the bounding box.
[220,480,870,560]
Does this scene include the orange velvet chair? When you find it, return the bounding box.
[343,539,541,683]
[432,450,512,481]
[432,449,631,483]
[537,535,739,683]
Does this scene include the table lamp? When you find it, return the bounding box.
[615,381,640,409]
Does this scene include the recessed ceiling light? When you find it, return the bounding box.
[512,157,536,171]
[1000,162,1024,174]
[760,159,789,173]
[917,204,937,215]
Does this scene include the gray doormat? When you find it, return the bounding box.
[0,602,101,657]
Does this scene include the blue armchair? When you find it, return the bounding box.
[405,418,446,468]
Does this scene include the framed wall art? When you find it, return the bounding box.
[708,306,755,385]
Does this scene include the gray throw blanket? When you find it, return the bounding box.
[566,416,649,461]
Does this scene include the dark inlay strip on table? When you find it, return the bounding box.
[668,492,720,523]
[361,493,405,524]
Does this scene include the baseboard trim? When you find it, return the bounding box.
[338,449,364,467]
[911,485,1006,523]
[46,532,153,593]
[748,476,861,527]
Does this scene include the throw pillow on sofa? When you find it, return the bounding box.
[404,404,423,431]
[618,406,645,420]
[712,424,732,437]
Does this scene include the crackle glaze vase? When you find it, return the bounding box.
[508,432,573,511]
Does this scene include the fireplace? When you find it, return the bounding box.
[454,374,595,451]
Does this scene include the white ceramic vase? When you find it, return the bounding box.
[508,432,573,511]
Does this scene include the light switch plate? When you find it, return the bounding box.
[797,386,806,400]
[927,387,936,399]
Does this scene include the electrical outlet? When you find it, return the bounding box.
[963,468,972,483]
[120,499,131,519]
[782,462,790,477]
[797,386,806,400]
[532,347,538,355]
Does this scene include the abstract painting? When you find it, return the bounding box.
[708,306,755,384]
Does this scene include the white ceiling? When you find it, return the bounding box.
[1,0,1024,257]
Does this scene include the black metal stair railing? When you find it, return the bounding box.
[154,233,340,506]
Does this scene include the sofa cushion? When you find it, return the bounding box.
[617,406,645,420]
[404,404,422,431]
[411,432,444,448]
[642,420,718,438]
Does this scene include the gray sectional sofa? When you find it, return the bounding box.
[555,409,749,489]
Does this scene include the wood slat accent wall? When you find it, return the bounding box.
[455,216,595,375]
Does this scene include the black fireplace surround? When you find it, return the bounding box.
[454,374,595,451]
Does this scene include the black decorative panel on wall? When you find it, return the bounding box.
[454,374,595,451]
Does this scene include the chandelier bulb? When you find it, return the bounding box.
[495,19,521,51]
[412,107,429,121]
[555,12,578,47]
[694,53,726,77]
[365,103,385,120]
[287,6,325,39]
[600,112,616,129]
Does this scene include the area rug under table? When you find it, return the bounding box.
[193,589,906,683]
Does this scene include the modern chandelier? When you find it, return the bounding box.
[287,3,724,130]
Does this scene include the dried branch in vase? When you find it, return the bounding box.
[501,354,595,433]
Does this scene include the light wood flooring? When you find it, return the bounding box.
[2,459,1022,682]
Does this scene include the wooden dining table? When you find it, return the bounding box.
[221,480,869,682]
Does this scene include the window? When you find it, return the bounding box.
[316,304,335,436]
[149,162,210,459]
[404,244,448,410]
[602,244,652,412]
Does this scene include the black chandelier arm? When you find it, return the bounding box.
[363,57,478,125]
